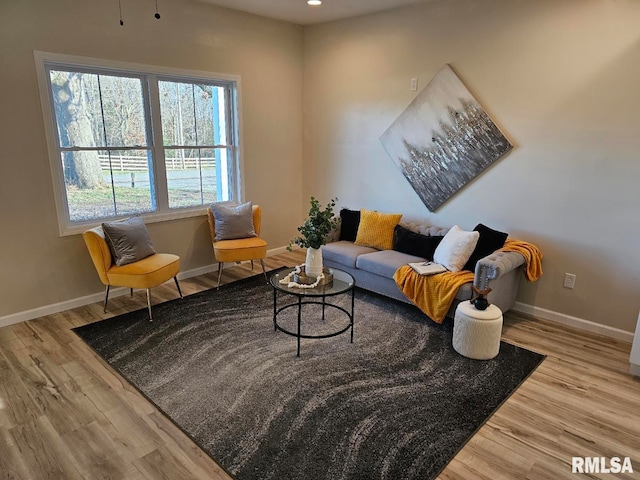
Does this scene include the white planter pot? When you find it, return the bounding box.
[305,247,323,278]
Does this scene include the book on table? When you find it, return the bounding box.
[408,261,448,276]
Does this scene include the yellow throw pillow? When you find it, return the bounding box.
[354,209,403,250]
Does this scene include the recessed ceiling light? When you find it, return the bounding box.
[307,0,322,5]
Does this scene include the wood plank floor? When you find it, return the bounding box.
[1,249,638,480]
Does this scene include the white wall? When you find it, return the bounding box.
[630,311,640,375]
[0,0,303,319]
[302,0,640,333]
[2,0,639,336]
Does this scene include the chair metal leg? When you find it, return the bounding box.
[130,288,134,297]
[260,258,268,283]
[174,276,183,299]
[146,288,153,321]
[103,286,110,313]
[251,260,254,271]
[217,262,224,289]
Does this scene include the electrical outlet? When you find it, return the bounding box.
[563,273,576,289]
[410,78,418,91]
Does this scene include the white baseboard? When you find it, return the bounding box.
[11,249,630,344]
[0,247,290,329]
[513,302,634,343]
[0,291,110,329]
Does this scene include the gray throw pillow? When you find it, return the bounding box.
[102,216,156,266]
[210,201,257,241]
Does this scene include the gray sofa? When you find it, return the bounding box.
[322,221,526,319]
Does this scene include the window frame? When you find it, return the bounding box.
[34,51,244,236]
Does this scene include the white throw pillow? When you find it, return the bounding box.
[433,225,480,272]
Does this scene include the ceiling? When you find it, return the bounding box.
[196,0,430,25]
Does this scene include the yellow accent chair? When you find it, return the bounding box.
[82,227,183,321]
[207,204,268,288]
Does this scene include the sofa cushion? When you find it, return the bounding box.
[463,223,508,272]
[209,201,257,241]
[401,221,450,237]
[356,250,426,279]
[102,216,156,266]
[354,209,403,250]
[393,224,444,260]
[322,241,377,269]
[338,208,361,242]
[433,225,479,272]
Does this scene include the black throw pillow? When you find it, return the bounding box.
[339,208,361,242]
[393,224,444,259]
[464,223,509,271]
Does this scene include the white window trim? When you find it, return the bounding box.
[34,50,245,236]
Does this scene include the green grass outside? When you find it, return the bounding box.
[67,186,215,222]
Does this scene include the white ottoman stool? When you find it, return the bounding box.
[453,302,503,360]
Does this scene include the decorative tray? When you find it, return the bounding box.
[293,266,334,286]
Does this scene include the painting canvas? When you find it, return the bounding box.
[380,65,512,211]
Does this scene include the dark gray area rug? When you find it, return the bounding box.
[73,270,544,480]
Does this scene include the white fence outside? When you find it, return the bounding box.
[99,154,216,171]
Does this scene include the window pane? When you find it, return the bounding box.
[64,149,154,222]
[216,147,231,201]
[159,81,228,146]
[50,70,105,148]
[50,70,147,149]
[193,84,213,145]
[98,75,147,147]
[212,86,228,145]
[159,81,195,145]
[166,148,219,208]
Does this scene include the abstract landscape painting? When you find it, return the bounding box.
[380,64,512,211]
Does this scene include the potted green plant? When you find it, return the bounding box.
[288,196,338,277]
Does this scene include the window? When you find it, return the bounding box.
[35,52,241,235]
[158,80,231,209]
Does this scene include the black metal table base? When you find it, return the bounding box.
[272,288,355,357]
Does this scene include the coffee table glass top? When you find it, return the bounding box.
[270,267,354,297]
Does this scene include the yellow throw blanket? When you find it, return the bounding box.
[501,239,543,281]
[393,239,543,323]
[393,268,474,324]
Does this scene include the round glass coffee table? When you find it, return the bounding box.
[270,267,355,356]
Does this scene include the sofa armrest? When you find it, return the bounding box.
[474,250,525,290]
